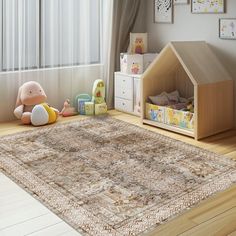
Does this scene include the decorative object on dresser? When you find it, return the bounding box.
[219,18,236,40]
[191,0,225,13]
[154,0,173,23]
[115,72,142,116]
[1,117,236,236]
[120,53,158,75]
[129,33,148,54]
[141,41,234,140]
[120,53,144,74]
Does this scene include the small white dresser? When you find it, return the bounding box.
[114,72,142,116]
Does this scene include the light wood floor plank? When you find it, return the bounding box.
[0,174,76,236]
[58,230,84,236]
[0,204,50,231]
[180,207,236,236]
[187,187,236,224]
[228,231,236,236]
[144,216,197,236]
[25,222,80,236]
[0,213,62,236]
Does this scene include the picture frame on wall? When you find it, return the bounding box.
[174,0,189,5]
[191,0,225,13]
[219,18,236,40]
[154,0,173,23]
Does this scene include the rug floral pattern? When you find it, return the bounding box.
[0,117,236,236]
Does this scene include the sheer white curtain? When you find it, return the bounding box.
[101,0,114,107]
[41,0,100,68]
[2,0,39,71]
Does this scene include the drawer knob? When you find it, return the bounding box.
[123,80,125,82]
[122,91,125,94]
[122,103,125,105]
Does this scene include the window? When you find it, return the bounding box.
[0,0,101,71]
[2,0,39,70]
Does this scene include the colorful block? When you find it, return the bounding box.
[95,103,107,115]
[85,102,94,115]
[78,101,86,115]
[75,94,91,113]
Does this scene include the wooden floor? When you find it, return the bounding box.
[0,110,236,236]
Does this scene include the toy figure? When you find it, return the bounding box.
[187,102,194,113]
[14,81,59,126]
[60,99,78,117]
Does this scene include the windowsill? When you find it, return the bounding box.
[0,63,103,75]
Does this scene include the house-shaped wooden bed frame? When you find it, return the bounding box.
[141,41,234,140]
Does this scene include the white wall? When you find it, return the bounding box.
[0,65,102,122]
[146,0,236,125]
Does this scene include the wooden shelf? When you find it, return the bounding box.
[143,119,194,137]
[141,41,234,140]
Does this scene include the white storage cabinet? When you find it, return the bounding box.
[114,72,142,116]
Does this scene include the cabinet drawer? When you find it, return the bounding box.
[115,74,133,100]
[115,98,133,113]
[115,74,133,90]
[115,86,133,100]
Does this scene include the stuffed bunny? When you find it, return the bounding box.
[14,81,59,126]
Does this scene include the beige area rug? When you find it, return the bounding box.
[0,117,236,236]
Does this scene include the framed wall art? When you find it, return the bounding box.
[219,18,236,40]
[191,0,225,13]
[174,0,189,5]
[129,33,148,54]
[154,0,173,23]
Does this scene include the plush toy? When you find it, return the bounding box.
[14,81,59,126]
[186,101,194,113]
[60,99,78,117]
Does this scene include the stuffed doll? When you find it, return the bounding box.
[14,81,59,126]
[60,99,78,117]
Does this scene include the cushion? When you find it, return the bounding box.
[179,97,188,103]
[149,92,169,106]
[166,90,180,103]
